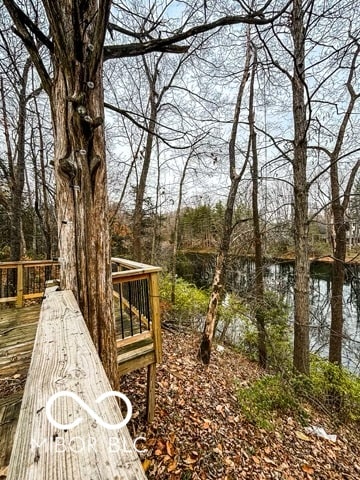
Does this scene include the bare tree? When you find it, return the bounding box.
[310,39,360,365]
[198,27,252,364]
[249,46,267,368]
[3,0,291,383]
[0,50,32,260]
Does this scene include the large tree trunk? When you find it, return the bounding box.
[291,0,310,375]
[51,57,118,388]
[25,0,118,389]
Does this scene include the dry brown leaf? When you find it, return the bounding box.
[167,460,178,472]
[166,440,175,457]
[295,430,311,442]
[142,459,151,472]
[184,456,197,464]
[225,457,235,468]
[302,464,315,475]
[252,455,260,464]
[264,456,276,465]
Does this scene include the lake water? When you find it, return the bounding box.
[177,253,360,374]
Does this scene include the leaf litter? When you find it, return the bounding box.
[120,330,360,479]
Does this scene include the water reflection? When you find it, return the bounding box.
[178,254,360,374]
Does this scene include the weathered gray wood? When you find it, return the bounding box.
[0,305,39,379]
[7,289,146,480]
[0,393,22,472]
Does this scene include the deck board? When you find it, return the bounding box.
[0,305,40,381]
[0,393,22,476]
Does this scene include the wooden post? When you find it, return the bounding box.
[146,271,162,423]
[149,271,162,363]
[15,263,23,308]
[146,363,156,423]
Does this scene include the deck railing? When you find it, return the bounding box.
[0,257,162,423]
[111,257,162,364]
[0,260,60,307]
[0,259,162,361]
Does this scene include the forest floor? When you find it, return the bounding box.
[122,329,360,480]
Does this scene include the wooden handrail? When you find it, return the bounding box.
[7,287,146,479]
[0,260,60,268]
[0,261,60,307]
[111,257,161,272]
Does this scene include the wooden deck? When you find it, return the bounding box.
[0,258,162,476]
[0,305,40,380]
[0,307,38,477]
[0,301,159,475]
[6,288,146,479]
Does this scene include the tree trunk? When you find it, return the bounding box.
[132,62,158,262]
[33,96,53,259]
[327,43,360,365]
[249,49,267,369]
[50,54,118,388]
[21,0,119,389]
[291,0,310,375]
[3,59,31,260]
[170,152,192,304]
[198,28,252,364]
[328,159,360,364]
[329,206,346,364]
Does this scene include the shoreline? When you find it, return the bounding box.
[181,250,360,265]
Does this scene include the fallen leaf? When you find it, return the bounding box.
[225,457,235,468]
[166,440,175,457]
[302,464,315,475]
[167,460,178,472]
[295,430,311,442]
[184,456,197,464]
[142,459,151,472]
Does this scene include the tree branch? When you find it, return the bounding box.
[104,2,292,60]
[2,0,53,52]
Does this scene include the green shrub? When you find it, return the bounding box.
[159,274,209,324]
[308,356,360,422]
[236,358,360,430]
[237,374,302,429]
[237,291,291,369]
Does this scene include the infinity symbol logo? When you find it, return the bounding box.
[45,391,132,430]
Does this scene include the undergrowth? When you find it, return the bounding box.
[236,357,360,429]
